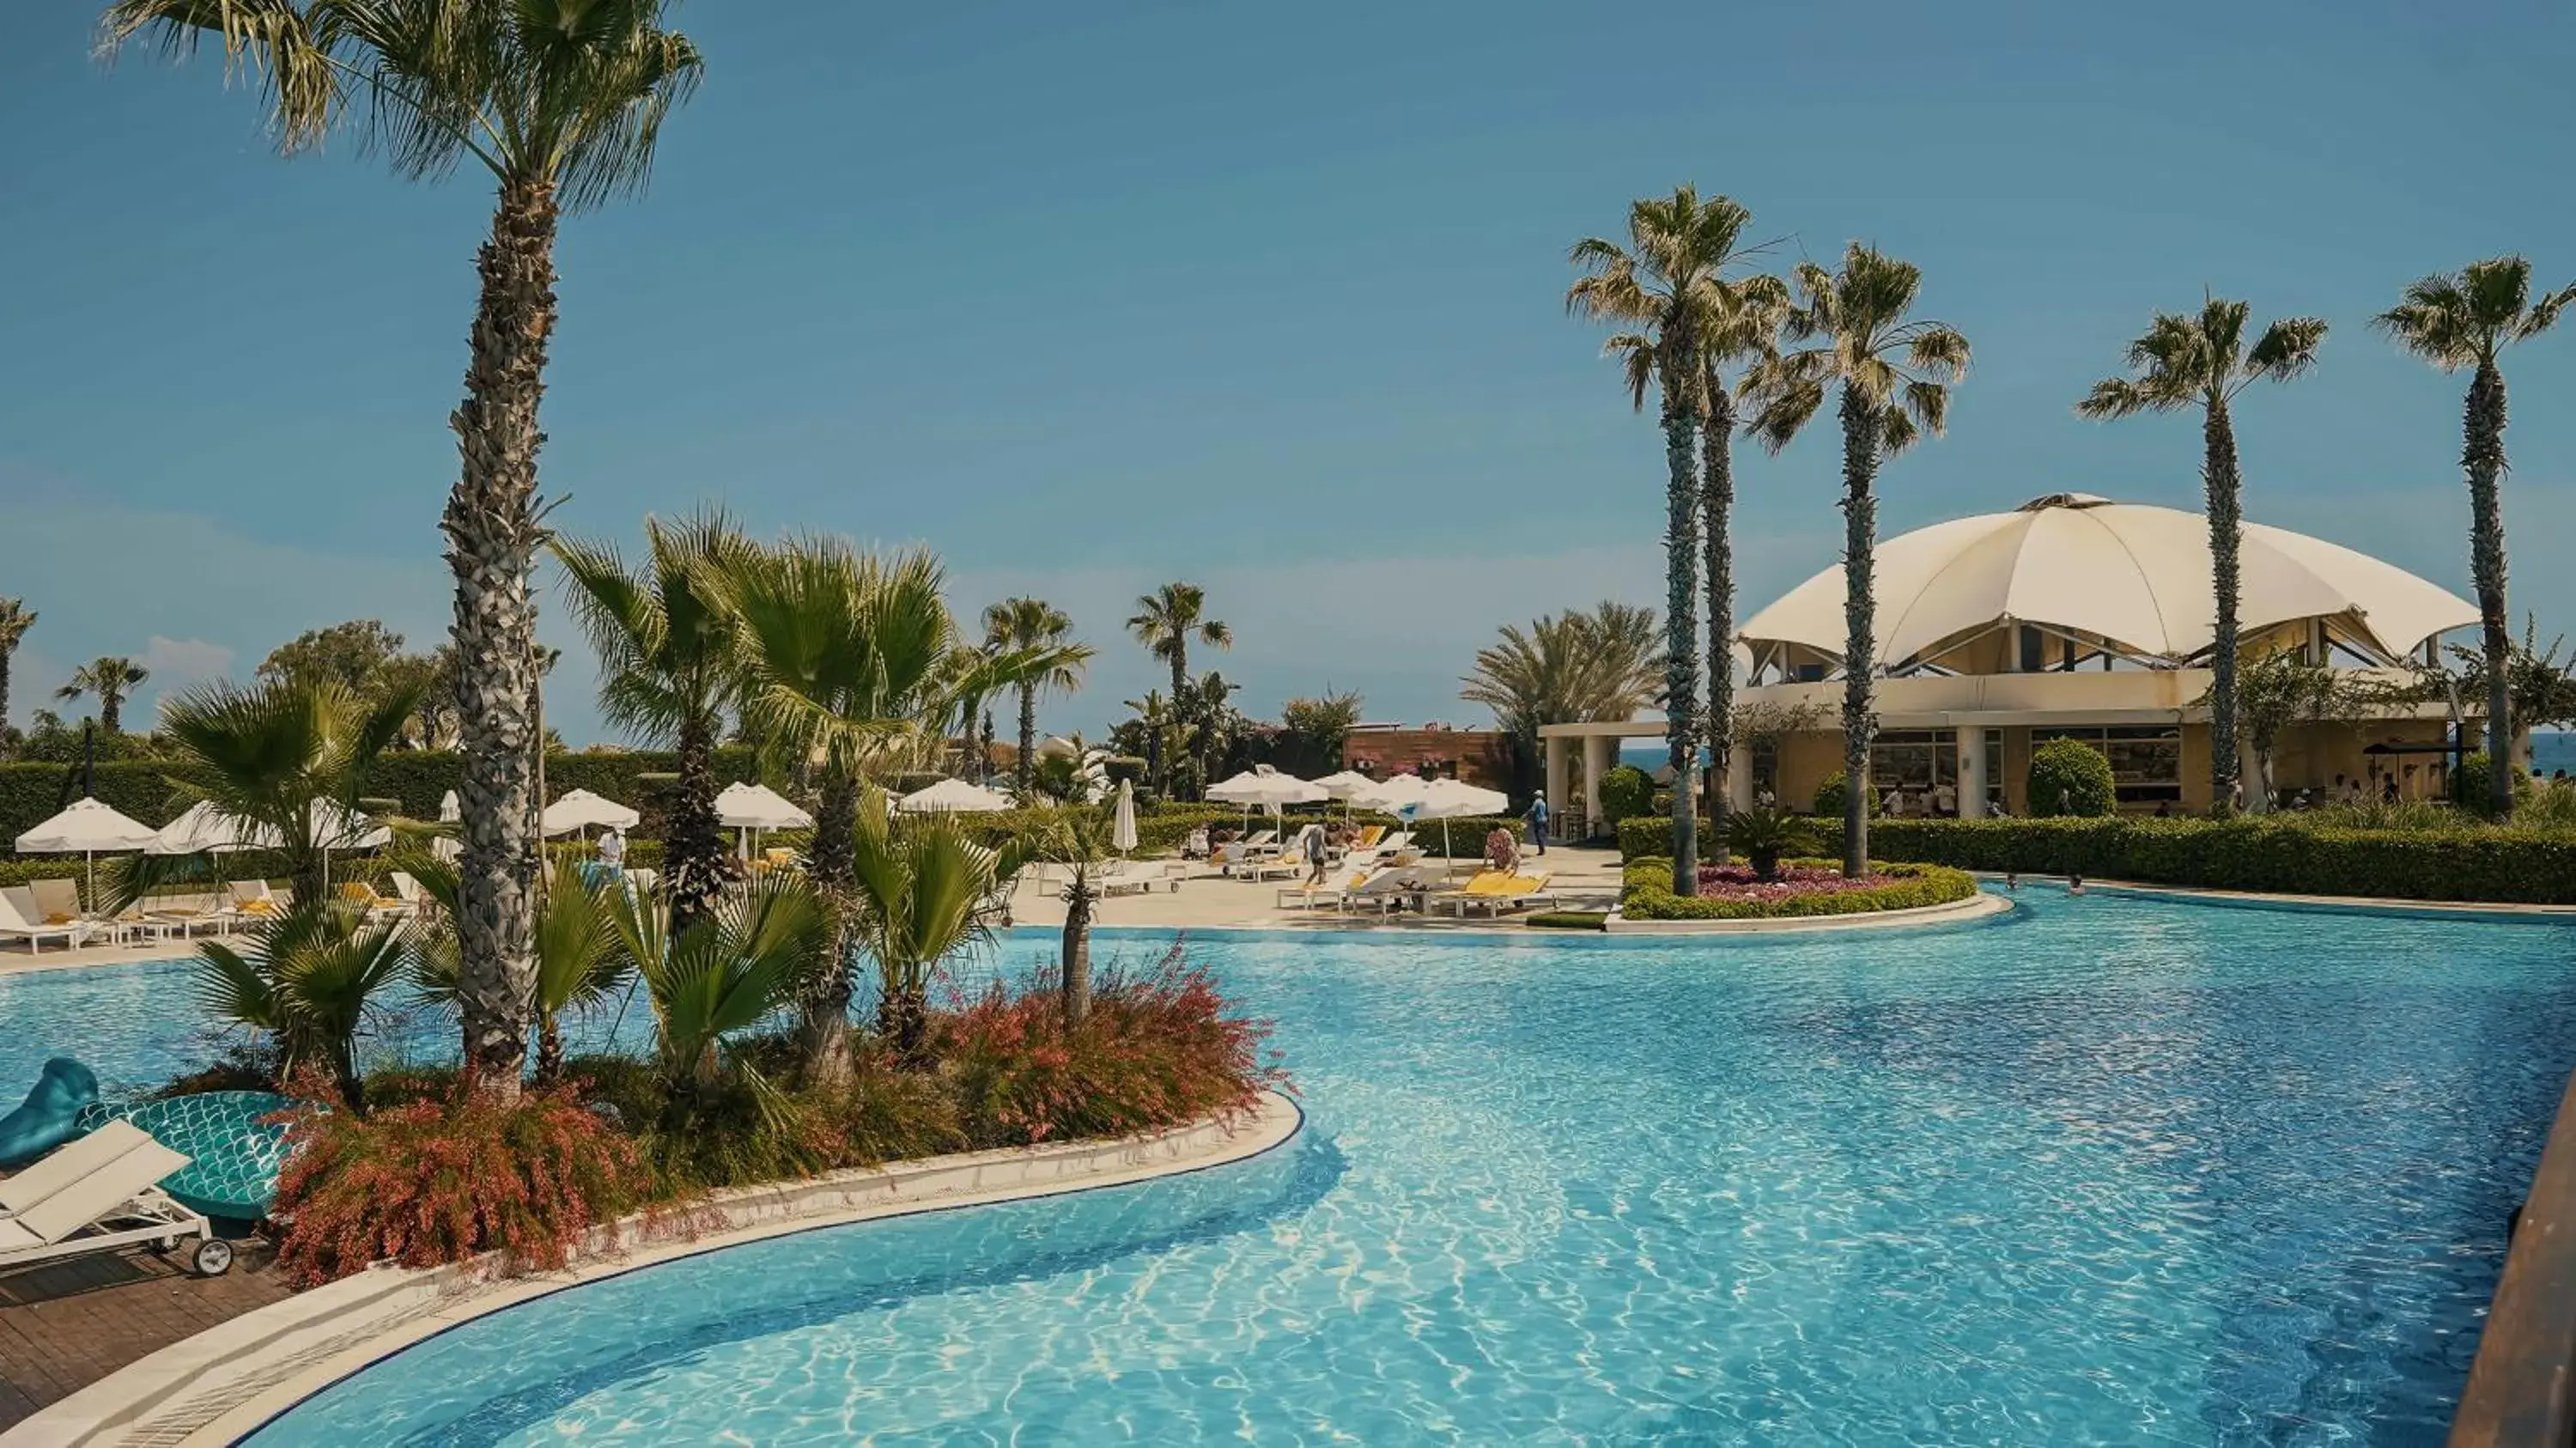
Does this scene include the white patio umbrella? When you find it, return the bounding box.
[717,781,812,860]
[145,801,281,855]
[542,788,641,839]
[1206,765,1329,843]
[15,797,159,902]
[897,778,1013,814]
[1312,770,1377,801]
[1369,776,1508,875]
[1111,778,1138,856]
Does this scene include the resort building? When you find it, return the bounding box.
[1540,493,2482,836]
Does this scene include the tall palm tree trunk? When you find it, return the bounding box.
[1060,868,1094,1028]
[1660,382,1701,896]
[1838,389,1880,879]
[2464,358,2514,817]
[1166,654,1192,798]
[2202,398,2245,815]
[798,770,860,1083]
[0,654,13,734]
[100,694,123,734]
[1701,385,1736,855]
[1017,682,1038,798]
[447,179,562,1102]
[665,712,727,935]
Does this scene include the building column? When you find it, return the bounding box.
[1957,726,1989,818]
[1727,744,1755,812]
[1542,734,1571,843]
[1581,734,1612,842]
[2239,737,2269,812]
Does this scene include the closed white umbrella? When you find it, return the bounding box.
[438,790,461,824]
[897,778,1013,814]
[434,789,463,861]
[16,797,158,902]
[542,788,641,838]
[1112,778,1138,855]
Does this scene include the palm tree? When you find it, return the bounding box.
[105,0,704,1104]
[0,599,34,733]
[1031,806,1114,1027]
[195,903,410,1110]
[1747,243,1971,876]
[553,510,751,934]
[1121,691,1176,795]
[1460,603,1665,799]
[407,861,629,1086]
[845,786,1024,1057]
[717,539,1066,1080]
[982,597,1093,800]
[56,655,149,733]
[605,873,828,1092]
[2077,295,2325,815]
[1568,186,1751,894]
[2375,259,2575,818]
[1127,585,1230,797]
[118,676,422,910]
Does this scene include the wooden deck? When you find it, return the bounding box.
[0,1236,291,1431]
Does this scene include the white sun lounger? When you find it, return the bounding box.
[0,1120,233,1276]
[0,886,95,953]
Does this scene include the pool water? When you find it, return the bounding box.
[17,888,2574,1445]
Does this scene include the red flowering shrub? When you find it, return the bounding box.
[939,944,1286,1147]
[271,1080,651,1287]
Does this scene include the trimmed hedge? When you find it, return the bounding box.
[1525,911,1609,930]
[1619,815,1830,862]
[2027,738,2116,818]
[1619,856,1979,920]
[1854,817,2576,905]
[1597,766,1654,827]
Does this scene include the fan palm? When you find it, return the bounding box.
[604,873,828,1087]
[2374,258,2575,818]
[195,903,410,1109]
[103,0,704,1103]
[1028,805,1115,1026]
[1460,603,1665,798]
[552,509,751,933]
[2077,295,2325,815]
[1569,186,1755,892]
[405,859,629,1086]
[55,655,149,733]
[1127,584,1229,797]
[0,599,34,733]
[982,597,1093,800]
[125,676,422,910]
[1746,243,1971,876]
[715,538,1068,1080]
[845,786,1024,1057]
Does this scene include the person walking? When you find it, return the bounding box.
[1526,791,1549,856]
[1300,819,1329,885]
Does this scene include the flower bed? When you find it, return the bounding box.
[1622,856,1978,921]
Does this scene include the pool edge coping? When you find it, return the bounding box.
[0,1091,1303,1448]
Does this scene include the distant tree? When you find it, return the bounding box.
[2201,649,2381,811]
[2078,295,2325,818]
[258,620,408,695]
[1127,584,1230,797]
[1748,243,1971,878]
[56,654,150,733]
[1278,690,1364,775]
[0,599,34,735]
[2376,257,2576,818]
[2445,618,2576,736]
[1460,602,1664,799]
[981,597,1092,799]
[372,646,460,750]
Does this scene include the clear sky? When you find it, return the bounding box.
[3,0,2572,745]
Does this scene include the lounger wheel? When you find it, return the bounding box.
[191,1238,234,1276]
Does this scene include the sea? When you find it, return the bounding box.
[1620,733,2576,778]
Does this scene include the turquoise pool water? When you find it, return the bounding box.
[12,888,2573,1445]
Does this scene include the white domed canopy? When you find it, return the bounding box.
[1740,494,2476,669]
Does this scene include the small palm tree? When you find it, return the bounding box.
[104,0,705,1104]
[1569,186,1757,893]
[1122,691,1176,795]
[407,861,629,1086]
[0,599,34,735]
[196,903,410,1110]
[845,786,1024,1058]
[605,873,829,1090]
[56,655,149,733]
[553,509,752,934]
[2078,296,2325,814]
[982,597,1093,800]
[1127,585,1230,796]
[1028,806,1115,1026]
[1746,243,1971,877]
[2375,258,2575,819]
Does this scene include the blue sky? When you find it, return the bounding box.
[3,0,2573,745]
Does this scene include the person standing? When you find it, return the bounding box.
[1300,819,1329,884]
[1525,792,1549,856]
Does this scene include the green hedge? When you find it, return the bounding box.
[1619,815,1831,861]
[2027,738,2116,817]
[1620,856,1978,920]
[1853,817,2576,904]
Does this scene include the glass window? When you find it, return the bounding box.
[2030,725,2184,804]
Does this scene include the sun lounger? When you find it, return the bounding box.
[228,880,283,922]
[24,879,136,946]
[1430,871,1557,917]
[0,1120,232,1276]
[389,872,429,910]
[146,897,234,938]
[1277,867,1373,910]
[0,887,94,953]
[1095,861,1182,897]
[337,879,410,920]
[1244,848,1311,883]
[1340,867,1426,915]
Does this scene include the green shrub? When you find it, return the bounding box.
[1619,856,1978,920]
[1811,769,1872,818]
[1619,814,1828,861]
[1596,765,1654,827]
[2026,738,2117,818]
[2451,751,2535,818]
[1850,816,2576,904]
[1524,910,1609,930]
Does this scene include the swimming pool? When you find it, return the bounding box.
[21,888,2576,1444]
